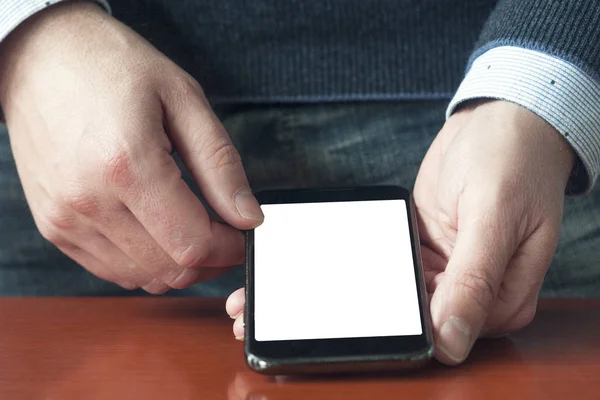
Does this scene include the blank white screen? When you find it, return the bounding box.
[254,199,422,342]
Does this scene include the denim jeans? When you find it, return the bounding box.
[1,101,599,296]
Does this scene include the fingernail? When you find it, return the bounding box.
[235,335,244,341]
[234,188,264,221]
[438,316,472,363]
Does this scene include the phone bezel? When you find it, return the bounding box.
[244,186,433,369]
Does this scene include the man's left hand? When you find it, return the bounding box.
[414,100,574,364]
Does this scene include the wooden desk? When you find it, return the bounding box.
[1,298,599,400]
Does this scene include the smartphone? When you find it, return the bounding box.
[244,186,433,375]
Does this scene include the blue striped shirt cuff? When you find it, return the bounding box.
[447,46,600,195]
[0,0,111,43]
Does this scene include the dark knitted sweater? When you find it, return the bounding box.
[110,0,600,105]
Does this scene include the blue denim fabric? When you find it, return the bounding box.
[0,101,599,296]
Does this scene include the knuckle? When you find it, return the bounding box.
[42,230,69,248]
[142,278,170,294]
[167,76,205,110]
[39,223,64,244]
[42,203,77,232]
[69,262,120,287]
[144,285,170,295]
[507,303,538,332]
[172,239,211,269]
[60,187,101,217]
[151,148,183,184]
[455,269,497,312]
[164,268,201,289]
[203,137,242,173]
[173,75,203,98]
[101,150,139,190]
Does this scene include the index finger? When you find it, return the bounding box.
[160,80,264,231]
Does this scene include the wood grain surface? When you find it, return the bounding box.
[1,298,599,400]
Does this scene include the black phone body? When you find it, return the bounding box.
[244,186,434,375]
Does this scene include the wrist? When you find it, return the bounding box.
[0,1,107,106]
[457,99,576,188]
[495,100,575,180]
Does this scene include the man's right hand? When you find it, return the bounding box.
[0,2,263,293]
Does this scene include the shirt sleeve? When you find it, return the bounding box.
[447,46,600,195]
[0,0,111,43]
[448,0,600,195]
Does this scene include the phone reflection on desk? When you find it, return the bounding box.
[227,337,535,400]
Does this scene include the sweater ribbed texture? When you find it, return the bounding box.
[112,0,497,104]
[472,0,600,82]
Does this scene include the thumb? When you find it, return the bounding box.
[431,211,514,365]
[161,79,264,230]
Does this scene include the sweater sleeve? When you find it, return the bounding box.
[447,0,600,195]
